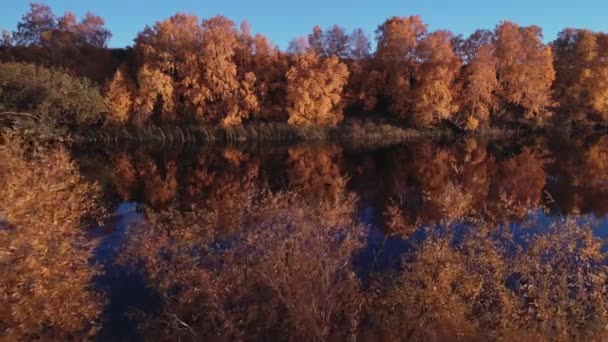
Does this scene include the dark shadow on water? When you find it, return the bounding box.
[91,202,163,341]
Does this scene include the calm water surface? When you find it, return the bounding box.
[71,134,608,340]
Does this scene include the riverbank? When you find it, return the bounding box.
[72,122,524,148]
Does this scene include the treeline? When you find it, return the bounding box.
[2,3,608,131]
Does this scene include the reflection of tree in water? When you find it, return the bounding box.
[180,148,263,234]
[140,156,178,208]
[381,139,549,234]
[0,135,104,340]
[580,136,608,213]
[109,150,178,207]
[288,144,347,204]
[489,147,548,219]
[119,184,365,340]
[546,135,608,216]
[110,152,137,201]
[102,138,578,233]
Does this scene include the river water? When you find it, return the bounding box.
[65,134,608,339]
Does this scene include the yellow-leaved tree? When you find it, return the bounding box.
[104,63,136,125]
[459,43,498,130]
[494,22,555,124]
[286,52,349,126]
[133,14,258,125]
[364,16,427,118]
[411,30,461,127]
[134,64,175,124]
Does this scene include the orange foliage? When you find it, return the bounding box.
[366,16,427,118]
[553,29,596,123]
[8,4,608,128]
[200,16,258,125]
[554,30,608,124]
[104,63,136,125]
[372,218,608,340]
[494,22,555,123]
[235,29,287,120]
[134,14,258,125]
[286,52,349,126]
[0,134,103,340]
[134,64,175,123]
[288,144,346,202]
[134,13,200,122]
[411,30,461,127]
[459,44,498,130]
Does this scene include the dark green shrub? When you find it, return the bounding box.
[0,62,107,127]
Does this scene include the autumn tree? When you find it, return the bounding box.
[134,13,200,122]
[458,43,498,130]
[587,33,608,124]
[494,22,555,124]
[365,16,427,118]
[2,4,115,84]
[104,63,136,125]
[134,64,175,124]
[341,28,372,111]
[553,29,597,124]
[411,30,461,127]
[286,52,349,126]
[288,36,310,54]
[11,3,110,48]
[554,29,608,125]
[75,12,112,47]
[12,3,56,46]
[453,29,493,63]
[305,25,369,60]
[200,16,258,125]
[0,29,13,47]
[349,28,371,59]
[235,27,288,120]
[323,25,350,58]
[308,25,324,55]
[134,14,257,125]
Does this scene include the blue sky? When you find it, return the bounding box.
[1,0,607,49]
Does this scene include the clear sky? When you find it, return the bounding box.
[1,0,608,49]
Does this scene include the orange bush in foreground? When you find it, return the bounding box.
[0,134,104,340]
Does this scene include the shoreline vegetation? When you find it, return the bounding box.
[75,122,545,147]
[2,4,608,146]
